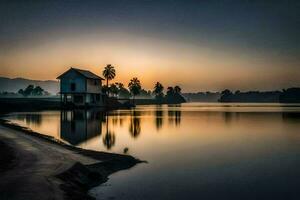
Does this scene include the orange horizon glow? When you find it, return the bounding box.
[1,31,300,92]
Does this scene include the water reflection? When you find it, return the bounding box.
[282,112,300,123]
[7,104,300,156]
[103,130,116,149]
[168,105,181,126]
[223,112,233,124]
[60,109,104,145]
[102,114,116,149]
[16,113,42,127]
[59,106,181,148]
[155,105,164,131]
[129,110,141,138]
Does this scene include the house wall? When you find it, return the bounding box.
[86,79,102,94]
[60,70,86,93]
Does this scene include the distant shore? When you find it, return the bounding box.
[0,118,143,200]
[0,97,186,112]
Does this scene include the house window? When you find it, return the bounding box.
[71,83,76,91]
[94,80,98,85]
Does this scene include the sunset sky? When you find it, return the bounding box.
[0,0,299,92]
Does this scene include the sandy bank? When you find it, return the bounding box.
[0,120,143,200]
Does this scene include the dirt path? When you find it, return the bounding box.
[0,125,141,200]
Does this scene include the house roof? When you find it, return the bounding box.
[57,67,104,80]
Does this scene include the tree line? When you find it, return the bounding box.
[102,64,186,103]
[18,85,50,97]
[219,88,300,103]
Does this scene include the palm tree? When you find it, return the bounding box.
[128,77,141,103]
[154,82,164,98]
[102,64,116,94]
[116,82,124,89]
[174,85,181,94]
[109,83,119,97]
[115,82,131,98]
[166,86,174,96]
[166,86,186,104]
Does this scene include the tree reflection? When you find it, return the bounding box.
[155,105,164,131]
[282,112,300,123]
[223,112,233,124]
[168,105,181,126]
[112,113,118,125]
[18,114,42,126]
[102,130,116,150]
[174,108,181,126]
[129,109,141,138]
[116,111,124,127]
[103,114,116,150]
[119,116,124,127]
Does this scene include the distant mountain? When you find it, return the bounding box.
[0,77,59,94]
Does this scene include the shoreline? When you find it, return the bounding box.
[0,118,144,200]
[0,97,187,113]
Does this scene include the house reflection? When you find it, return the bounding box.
[60,109,104,145]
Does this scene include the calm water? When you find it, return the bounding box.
[4,103,300,200]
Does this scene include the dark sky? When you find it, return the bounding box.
[0,0,299,91]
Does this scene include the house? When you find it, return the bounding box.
[57,67,105,107]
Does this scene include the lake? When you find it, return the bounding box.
[4,103,300,200]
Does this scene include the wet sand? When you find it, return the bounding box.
[0,120,142,200]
